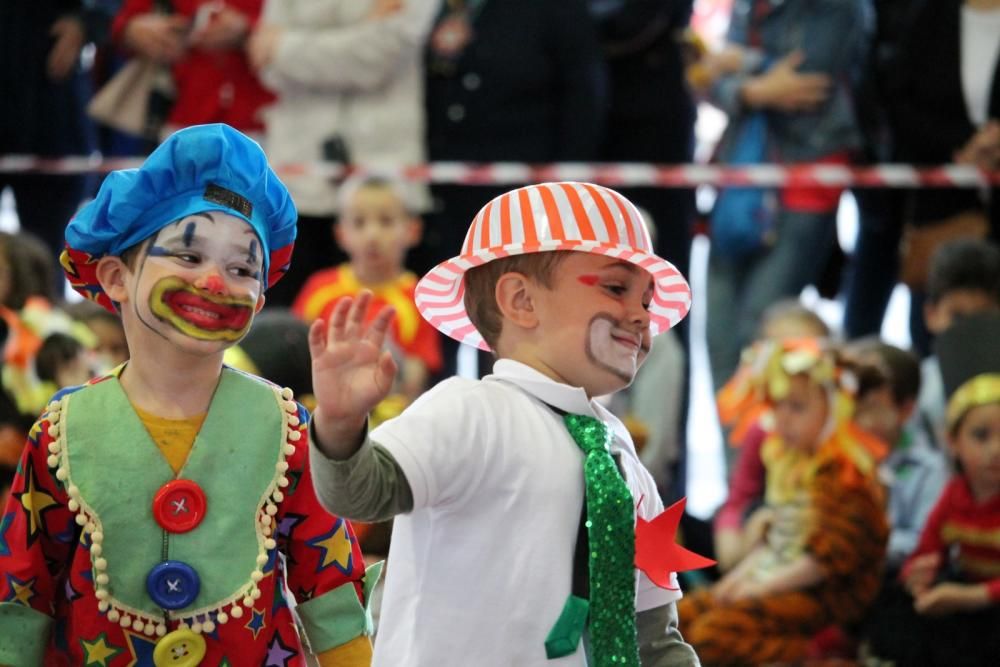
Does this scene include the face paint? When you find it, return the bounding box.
[182,221,196,247]
[248,239,258,271]
[584,313,641,383]
[577,274,599,286]
[148,276,256,342]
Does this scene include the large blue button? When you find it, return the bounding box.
[146,561,200,610]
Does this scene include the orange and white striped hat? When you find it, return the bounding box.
[415,182,691,350]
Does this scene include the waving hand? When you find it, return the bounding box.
[309,292,397,458]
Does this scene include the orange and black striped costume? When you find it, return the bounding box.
[679,429,888,665]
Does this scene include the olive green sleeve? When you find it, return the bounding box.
[637,602,701,667]
[309,425,414,522]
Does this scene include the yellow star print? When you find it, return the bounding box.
[81,634,122,666]
[20,460,58,540]
[313,521,353,572]
[9,576,37,605]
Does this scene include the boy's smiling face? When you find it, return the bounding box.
[124,212,265,355]
[529,252,653,397]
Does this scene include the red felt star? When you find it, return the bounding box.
[635,497,716,590]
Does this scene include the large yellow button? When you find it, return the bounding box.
[153,628,206,667]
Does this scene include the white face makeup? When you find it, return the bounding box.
[585,313,644,384]
[129,212,264,350]
[531,253,654,397]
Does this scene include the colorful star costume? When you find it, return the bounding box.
[0,368,374,665]
[1,124,375,666]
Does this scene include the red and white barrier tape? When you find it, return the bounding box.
[1,156,998,188]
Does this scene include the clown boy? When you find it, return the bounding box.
[0,125,376,666]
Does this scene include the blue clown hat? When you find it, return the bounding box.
[62,124,297,312]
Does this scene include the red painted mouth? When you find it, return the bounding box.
[163,290,252,331]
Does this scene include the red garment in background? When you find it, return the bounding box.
[714,422,767,531]
[780,152,851,214]
[902,476,1000,601]
[112,0,274,132]
[292,265,443,374]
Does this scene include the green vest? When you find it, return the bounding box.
[61,368,287,620]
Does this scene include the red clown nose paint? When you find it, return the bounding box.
[202,274,226,294]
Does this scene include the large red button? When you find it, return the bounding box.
[153,480,207,533]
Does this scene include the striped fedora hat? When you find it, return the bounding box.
[415,182,691,351]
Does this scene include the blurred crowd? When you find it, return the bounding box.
[1,0,999,664]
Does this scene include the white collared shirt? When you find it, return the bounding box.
[371,359,680,667]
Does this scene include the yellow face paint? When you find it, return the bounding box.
[149,276,256,342]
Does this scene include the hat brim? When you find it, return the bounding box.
[415,240,691,351]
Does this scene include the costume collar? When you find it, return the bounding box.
[486,359,633,452]
[886,427,937,468]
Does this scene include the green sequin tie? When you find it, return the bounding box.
[564,413,639,667]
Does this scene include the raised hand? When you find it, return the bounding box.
[309,292,397,458]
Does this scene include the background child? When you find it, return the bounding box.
[308,182,705,666]
[679,339,888,665]
[847,337,949,572]
[865,313,1000,666]
[712,299,830,573]
[292,174,441,400]
[35,331,93,391]
[0,124,375,666]
[916,238,1000,448]
[65,300,130,374]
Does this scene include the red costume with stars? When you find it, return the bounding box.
[0,373,368,666]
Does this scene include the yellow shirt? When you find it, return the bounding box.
[133,405,206,475]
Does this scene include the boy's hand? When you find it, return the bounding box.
[367,0,403,20]
[914,582,990,616]
[47,17,85,81]
[902,552,940,596]
[310,292,397,458]
[715,578,765,603]
[123,13,191,63]
[189,5,250,50]
[954,121,1000,170]
[742,506,773,550]
[742,50,830,112]
[246,22,282,70]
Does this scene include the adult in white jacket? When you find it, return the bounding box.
[247,0,439,306]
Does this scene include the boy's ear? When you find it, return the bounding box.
[898,398,917,422]
[944,428,960,459]
[95,256,131,304]
[924,300,945,335]
[255,294,266,314]
[406,216,423,249]
[332,222,344,249]
[495,272,538,330]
